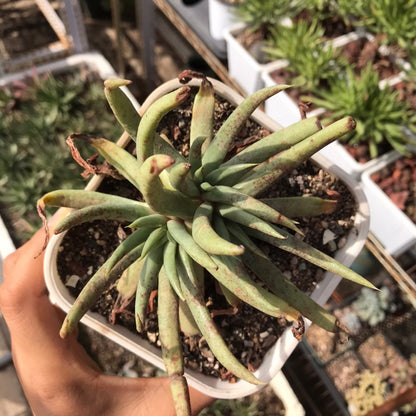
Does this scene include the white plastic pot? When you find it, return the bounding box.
[361,152,416,256]
[44,77,370,399]
[317,141,401,180]
[208,0,240,41]
[224,23,288,95]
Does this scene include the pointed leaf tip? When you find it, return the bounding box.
[104,78,132,91]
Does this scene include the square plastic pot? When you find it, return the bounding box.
[224,23,289,95]
[361,152,416,256]
[208,0,240,41]
[44,77,370,399]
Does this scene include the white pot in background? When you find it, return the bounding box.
[44,77,370,399]
[224,23,284,95]
[208,0,240,41]
[261,60,300,127]
[0,50,138,265]
[361,152,416,256]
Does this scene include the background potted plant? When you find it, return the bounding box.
[0,52,138,245]
[347,0,416,60]
[307,64,416,178]
[303,265,416,416]
[223,0,302,94]
[291,0,356,38]
[40,71,372,415]
[260,19,346,127]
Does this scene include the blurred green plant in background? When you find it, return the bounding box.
[0,70,123,243]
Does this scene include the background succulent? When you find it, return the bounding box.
[0,71,123,242]
[234,0,303,35]
[38,71,374,416]
[304,64,416,158]
[264,20,345,92]
[349,0,416,54]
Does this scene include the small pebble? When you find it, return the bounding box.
[327,240,338,252]
[338,236,347,249]
[65,274,80,288]
[323,229,337,245]
[259,331,269,339]
[147,332,157,343]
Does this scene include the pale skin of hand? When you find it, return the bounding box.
[0,228,214,416]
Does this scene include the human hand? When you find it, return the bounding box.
[0,226,214,416]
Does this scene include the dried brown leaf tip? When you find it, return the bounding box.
[178,69,207,84]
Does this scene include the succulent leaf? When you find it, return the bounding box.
[260,196,338,217]
[235,116,357,196]
[73,135,143,189]
[128,214,167,229]
[60,238,146,338]
[138,155,199,219]
[222,116,322,168]
[167,219,218,270]
[135,243,164,332]
[201,84,291,175]
[190,78,214,147]
[204,163,257,186]
[202,184,302,234]
[230,231,339,332]
[246,226,377,290]
[137,86,191,163]
[163,239,185,301]
[217,204,287,240]
[139,226,168,260]
[158,266,191,416]
[192,202,245,256]
[209,253,301,321]
[55,203,149,233]
[177,247,264,385]
[188,135,207,176]
[104,78,140,140]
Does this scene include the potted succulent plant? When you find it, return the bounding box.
[306,64,416,178]
[347,0,416,59]
[40,71,372,415]
[260,18,349,127]
[223,0,302,94]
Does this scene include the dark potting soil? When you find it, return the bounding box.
[55,88,357,382]
[340,37,401,80]
[293,11,353,40]
[342,140,394,165]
